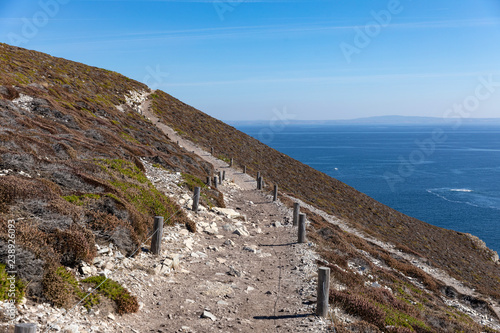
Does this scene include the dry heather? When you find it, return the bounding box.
[0,43,223,312]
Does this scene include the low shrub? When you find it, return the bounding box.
[82,275,138,314]
[42,266,99,309]
[185,220,196,233]
[51,225,96,266]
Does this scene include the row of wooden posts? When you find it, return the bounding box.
[14,156,331,331]
[205,155,331,317]
[151,164,331,318]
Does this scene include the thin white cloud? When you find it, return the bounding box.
[160,71,500,87]
[28,17,500,45]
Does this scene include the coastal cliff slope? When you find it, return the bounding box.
[0,43,499,332]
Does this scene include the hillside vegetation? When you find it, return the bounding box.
[0,43,219,313]
[0,43,499,331]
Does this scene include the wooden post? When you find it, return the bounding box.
[15,323,37,333]
[293,202,300,226]
[192,187,201,213]
[213,176,218,189]
[206,176,211,186]
[222,170,226,181]
[243,166,247,174]
[151,216,164,255]
[218,171,222,183]
[211,147,214,155]
[273,184,278,201]
[316,267,331,317]
[257,176,263,190]
[298,214,306,243]
[256,171,260,181]
[230,158,233,167]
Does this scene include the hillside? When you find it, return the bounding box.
[0,43,499,332]
[150,90,500,299]
[0,43,220,309]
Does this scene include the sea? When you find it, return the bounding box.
[234,124,500,254]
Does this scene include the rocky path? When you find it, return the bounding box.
[120,176,329,332]
[114,93,330,332]
[140,92,255,192]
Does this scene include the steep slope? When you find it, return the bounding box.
[0,43,220,309]
[149,91,500,300]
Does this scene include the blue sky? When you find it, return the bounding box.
[1,0,500,120]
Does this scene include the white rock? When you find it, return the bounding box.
[160,265,171,275]
[162,259,173,268]
[114,251,125,259]
[171,254,180,270]
[222,224,236,232]
[233,227,249,237]
[97,247,110,255]
[80,265,94,276]
[196,251,208,258]
[243,245,259,253]
[201,310,217,321]
[184,238,194,250]
[204,227,218,235]
[100,269,112,278]
[212,207,241,219]
[103,261,114,270]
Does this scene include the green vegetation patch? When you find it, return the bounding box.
[43,266,99,309]
[0,264,25,303]
[180,173,224,209]
[110,180,177,217]
[63,193,101,206]
[378,303,430,331]
[82,275,138,314]
[119,132,140,144]
[217,154,230,163]
[98,159,148,184]
[97,158,182,225]
[181,173,206,191]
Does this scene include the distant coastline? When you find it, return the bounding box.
[227,115,500,126]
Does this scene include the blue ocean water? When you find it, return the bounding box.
[235,124,500,253]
